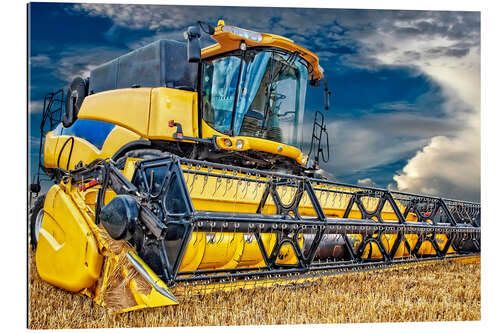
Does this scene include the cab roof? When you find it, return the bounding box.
[201,21,324,81]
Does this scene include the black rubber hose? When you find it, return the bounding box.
[56,136,75,170]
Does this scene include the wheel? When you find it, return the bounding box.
[63,77,88,128]
[30,194,46,250]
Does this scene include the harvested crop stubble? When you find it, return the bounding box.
[29,251,480,329]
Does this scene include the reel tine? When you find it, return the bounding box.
[213,174,222,196]
[242,172,251,199]
[217,224,224,244]
[252,174,261,200]
[230,223,237,243]
[317,185,323,202]
[190,169,198,193]
[199,174,209,195]
[343,188,349,208]
[185,171,192,194]
[324,186,331,207]
[232,171,242,214]
[193,222,199,245]
[223,177,231,197]
[331,191,337,209]
[281,181,288,199]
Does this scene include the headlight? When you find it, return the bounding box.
[222,25,263,42]
[301,155,308,164]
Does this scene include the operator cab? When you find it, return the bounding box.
[202,47,308,148]
[192,20,327,171]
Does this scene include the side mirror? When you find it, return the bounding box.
[185,26,201,63]
[324,78,331,111]
[63,76,88,128]
[198,21,215,35]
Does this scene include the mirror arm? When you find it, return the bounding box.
[185,26,202,63]
[324,77,331,111]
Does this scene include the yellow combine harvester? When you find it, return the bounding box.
[30,20,480,312]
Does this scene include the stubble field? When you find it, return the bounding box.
[28,252,480,329]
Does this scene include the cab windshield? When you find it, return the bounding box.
[202,48,309,148]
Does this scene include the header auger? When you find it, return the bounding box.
[30,20,480,313]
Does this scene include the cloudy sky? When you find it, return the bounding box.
[28,2,481,201]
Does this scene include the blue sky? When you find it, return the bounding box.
[28,2,481,201]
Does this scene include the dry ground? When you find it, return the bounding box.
[28,252,480,329]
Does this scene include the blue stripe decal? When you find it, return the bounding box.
[57,119,115,150]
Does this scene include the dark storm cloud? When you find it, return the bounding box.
[31,45,126,87]
[389,10,480,41]
[67,5,479,73]
[426,46,470,58]
[338,10,479,67]
[445,48,470,57]
[402,50,421,61]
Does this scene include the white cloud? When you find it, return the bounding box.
[29,100,44,114]
[324,111,460,177]
[30,46,126,85]
[29,136,41,147]
[30,54,51,67]
[55,46,125,83]
[71,3,281,32]
[357,178,377,187]
[393,113,480,200]
[316,168,336,181]
[359,15,481,201]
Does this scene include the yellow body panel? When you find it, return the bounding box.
[148,88,199,139]
[202,120,307,166]
[124,252,178,311]
[178,232,275,272]
[35,179,179,312]
[178,231,301,270]
[178,232,207,272]
[42,88,182,168]
[43,124,141,170]
[78,88,152,137]
[197,233,245,270]
[42,130,59,167]
[51,134,100,170]
[36,185,103,292]
[238,234,272,267]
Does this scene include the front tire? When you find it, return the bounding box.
[30,194,46,250]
